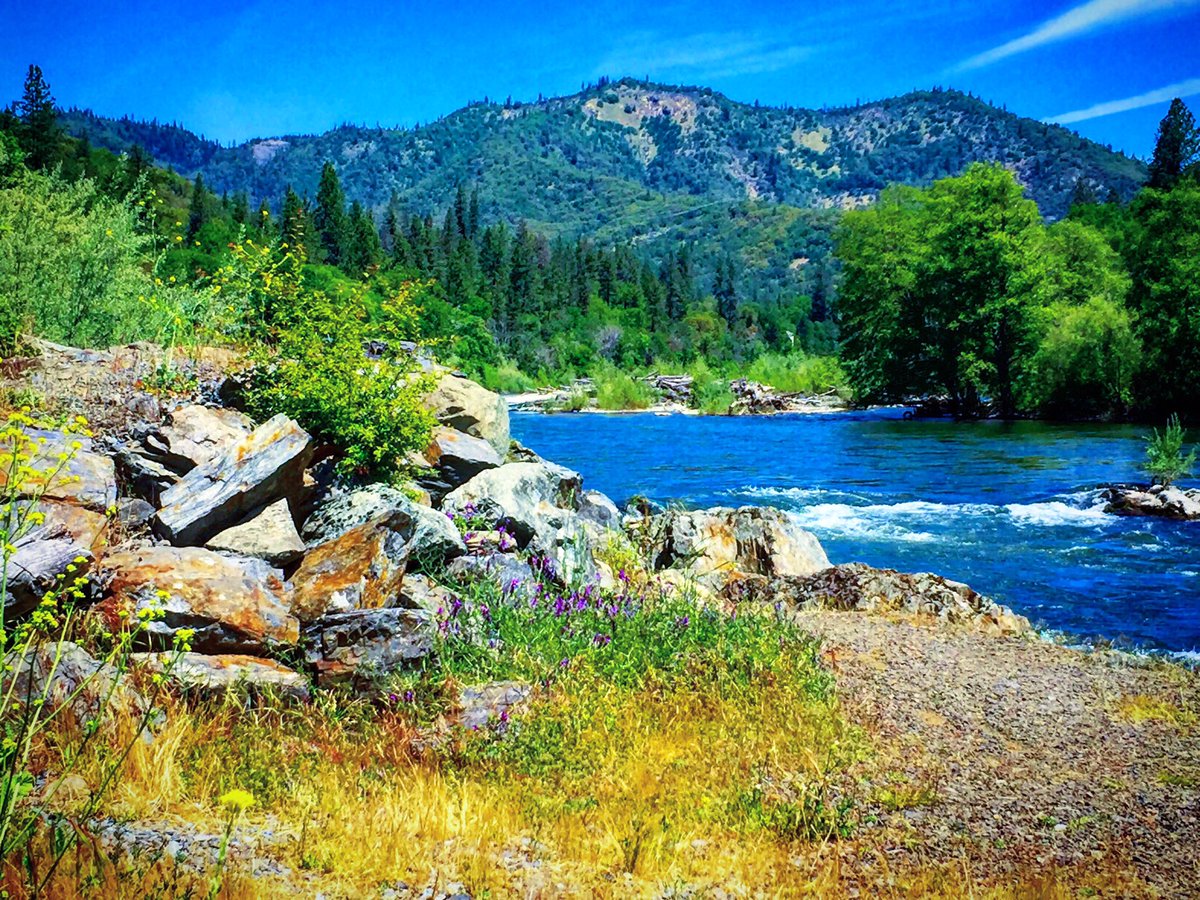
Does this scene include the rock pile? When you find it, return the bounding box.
[3,340,1024,726]
[1103,483,1200,520]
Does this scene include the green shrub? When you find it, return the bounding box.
[1144,414,1197,487]
[0,169,179,353]
[593,365,656,410]
[477,360,537,395]
[221,241,435,478]
[744,352,848,395]
[694,378,734,414]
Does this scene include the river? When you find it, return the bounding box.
[511,409,1200,655]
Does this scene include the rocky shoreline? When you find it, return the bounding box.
[3,340,1197,897]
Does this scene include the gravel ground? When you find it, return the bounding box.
[796,610,1200,898]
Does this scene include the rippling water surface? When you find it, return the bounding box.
[511,409,1200,654]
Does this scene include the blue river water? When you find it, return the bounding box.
[511,409,1200,656]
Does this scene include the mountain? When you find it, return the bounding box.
[61,79,1147,299]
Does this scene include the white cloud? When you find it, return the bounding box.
[1045,77,1200,123]
[954,0,1200,71]
[595,31,813,81]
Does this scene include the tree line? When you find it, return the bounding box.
[835,98,1200,421]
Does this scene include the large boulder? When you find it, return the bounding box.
[725,562,1031,635]
[4,642,149,733]
[645,506,830,590]
[301,485,465,571]
[425,373,510,455]
[2,431,117,512]
[290,511,412,623]
[4,527,94,617]
[99,546,299,653]
[446,551,533,592]
[578,489,621,531]
[205,499,305,568]
[444,463,595,583]
[36,500,109,554]
[154,414,312,546]
[417,426,503,497]
[133,652,309,702]
[304,608,434,691]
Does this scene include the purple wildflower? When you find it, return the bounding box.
[592,633,612,647]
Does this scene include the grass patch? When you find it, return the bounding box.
[592,365,657,410]
[1115,693,1197,727]
[743,352,849,396]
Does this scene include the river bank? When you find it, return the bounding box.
[1,341,1197,897]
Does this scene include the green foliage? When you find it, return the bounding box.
[220,241,436,478]
[743,353,848,396]
[836,165,1133,418]
[0,169,182,353]
[1147,98,1199,190]
[592,365,657,410]
[1144,415,1196,487]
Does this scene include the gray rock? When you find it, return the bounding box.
[4,528,94,617]
[4,642,149,734]
[304,608,435,691]
[446,551,533,593]
[111,442,177,505]
[424,372,510,455]
[149,405,254,473]
[399,572,462,612]
[99,546,299,653]
[418,426,503,496]
[724,562,1031,635]
[444,463,595,584]
[116,498,157,533]
[1105,484,1200,520]
[578,489,621,531]
[205,498,305,568]
[301,485,465,571]
[645,506,830,590]
[12,431,117,512]
[132,652,310,702]
[155,414,313,546]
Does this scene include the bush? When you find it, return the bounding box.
[1144,414,1197,487]
[0,169,178,353]
[593,365,657,410]
[220,241,436,478]
[744,352,848,395]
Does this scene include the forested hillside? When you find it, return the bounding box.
[61,79,1145,302]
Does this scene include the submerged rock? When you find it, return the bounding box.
[1103,484,1200,520]
[99,546,299,653]
[154,414,312,547]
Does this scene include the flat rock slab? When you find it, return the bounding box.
[420,426,503,495]
[290,511,412,623]
[147,405,254,473]
[99,546,299,653]
[133,652,309,702]
[155,414,312,546]
[206,498,305,568]
[304,607,434,690]
[4,528,94,617]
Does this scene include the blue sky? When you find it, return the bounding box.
[2,0,1197,157]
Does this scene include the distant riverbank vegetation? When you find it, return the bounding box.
[1,65,1197,422]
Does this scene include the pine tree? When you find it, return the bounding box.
[467,188,481,239]
[715,255,738,325]
[186,174,207,241]
[1147,98,1199,190]
[257,199,274,235]
[343,201,382,275]
[16,64,59,170]
[313,162,348,266]
[231,191,250,225]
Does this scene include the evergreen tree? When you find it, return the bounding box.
[186,174,207,241]
[231,191,250,225]
[1147,98,1199,190]
[16,64,59,170]
[1069,178,1098,209]
[256,199,273,234]
[715,255,738,325]
[344,201,382,275]
[509,220,538,318]
[467,188,481,239]
[313,161,348,266]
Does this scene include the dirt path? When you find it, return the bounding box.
[797,610,1200,897]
